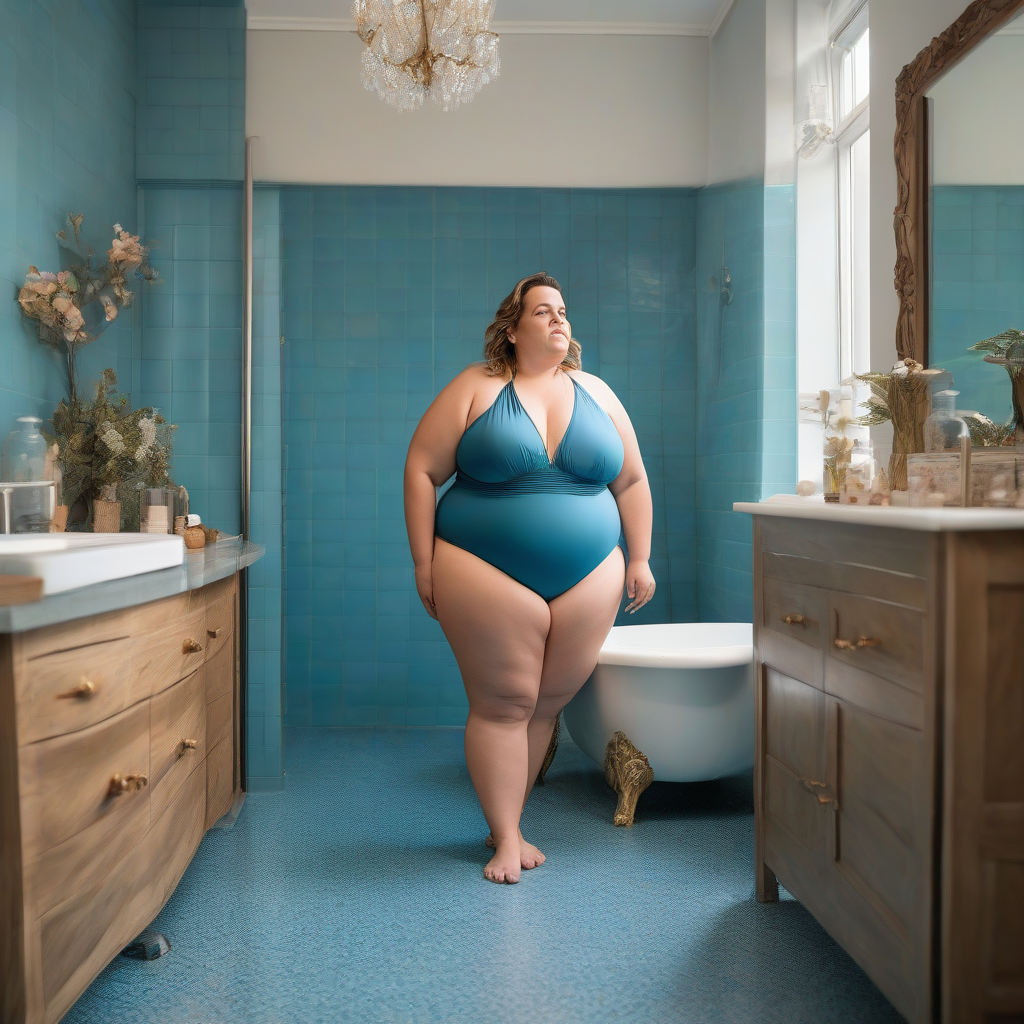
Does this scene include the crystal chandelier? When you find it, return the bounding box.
[353,0,500,112]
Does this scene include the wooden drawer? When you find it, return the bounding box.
[206,737,234,829]
[130,607,207,699]
[22,638,134,744]
[761,516,931,578]
[827,591,924,694]
[39,761,206,1020]
[21,700,151,860]
[760,578,827,685]
[205,638,233,705]
[203,593,234,663]
[150,669,206,822]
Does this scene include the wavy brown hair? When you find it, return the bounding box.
[483,272,582,378]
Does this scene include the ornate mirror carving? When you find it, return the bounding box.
[894,0,1024,366]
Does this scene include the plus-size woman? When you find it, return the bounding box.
[404,273,655,884]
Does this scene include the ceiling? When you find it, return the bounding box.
[246,0,736,35]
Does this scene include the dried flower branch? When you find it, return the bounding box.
[19,215,159,403]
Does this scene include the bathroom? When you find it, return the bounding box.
[1,0,1022,1021]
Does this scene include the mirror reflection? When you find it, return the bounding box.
[928,11,1024,440]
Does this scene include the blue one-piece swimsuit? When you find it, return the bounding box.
[435,376,625,601]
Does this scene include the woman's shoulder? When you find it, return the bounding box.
[567,369,620,406]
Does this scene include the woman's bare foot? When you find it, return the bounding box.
[484,836,522,884]
[484,830,546,870]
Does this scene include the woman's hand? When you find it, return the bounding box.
[624,559,656,615]
[415,563,437,619]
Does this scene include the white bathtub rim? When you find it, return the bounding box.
[597,622,753,669]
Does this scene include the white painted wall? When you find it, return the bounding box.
[869,0,966,375]
[929,32,1024,186]
[246,30,709,187]
[708,0,766,183]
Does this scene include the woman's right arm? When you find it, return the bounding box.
[404,372,476,618]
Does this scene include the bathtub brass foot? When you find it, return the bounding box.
[604,731,654,827]
[536,715,560,786]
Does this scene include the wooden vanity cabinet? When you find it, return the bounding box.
[752,515,1024,1024]
[0,575,242,1024]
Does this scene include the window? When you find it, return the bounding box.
[832,4,870,380]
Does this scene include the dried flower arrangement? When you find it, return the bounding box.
[18,215,158,403]
[969,329,1024,445]
[47,370,175,532]
[855,358,947,491]
[963,412,1016,448]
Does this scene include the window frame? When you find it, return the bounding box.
[830,1,871,381]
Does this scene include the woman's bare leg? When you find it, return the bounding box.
[483,547,626,862]
[432,538,550,884]
[524,546,625,806]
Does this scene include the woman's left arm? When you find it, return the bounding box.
[583,375,656,614]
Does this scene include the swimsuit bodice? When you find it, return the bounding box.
[434,373,626,601]
[454,376,624,489]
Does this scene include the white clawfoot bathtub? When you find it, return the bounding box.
[562,622,754,782]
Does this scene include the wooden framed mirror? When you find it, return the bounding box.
[894,0,1024,375]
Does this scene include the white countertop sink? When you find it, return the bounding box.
[0,533,185,595]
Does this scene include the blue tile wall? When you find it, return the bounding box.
[0,0,138,438]
[931,184,1024,422]
[137,185,242,533]
[695,179,795,624]
[281,187,697,727]
[135,3,245,182]
[247,185,285,791]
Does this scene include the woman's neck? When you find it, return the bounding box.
[512,359,564,383]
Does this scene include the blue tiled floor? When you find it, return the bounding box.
[66,728,902,1023]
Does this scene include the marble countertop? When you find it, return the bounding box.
[734,495,1024,531]
[0,538,264,634]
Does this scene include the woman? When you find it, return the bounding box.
[404,272,655,884]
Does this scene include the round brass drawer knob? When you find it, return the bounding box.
[207,628,221,639]
[183,638,204,654]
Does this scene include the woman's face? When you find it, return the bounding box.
[510,286,571,362]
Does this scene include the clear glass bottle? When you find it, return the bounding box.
[925,390,970,453]
[823,389,856,502]
[841,438,876,504]
[2,416,47,482]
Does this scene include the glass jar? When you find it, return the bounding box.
[925,390,970,453]
[140,487,175,534]
[2,416,47,482]
[823,390,856,502]
[841,439,876,504]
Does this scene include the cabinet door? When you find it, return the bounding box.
[760,668,830,906]
[824,695,931,1023]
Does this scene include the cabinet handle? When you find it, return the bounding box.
[179,738,198,757]
[781,614,806,626]
[108,773,148,797]
[57,678,96,700]
[833,636,882,651]
[207,627,221,638]
[800,778,837,808]
[183,637,204,654]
